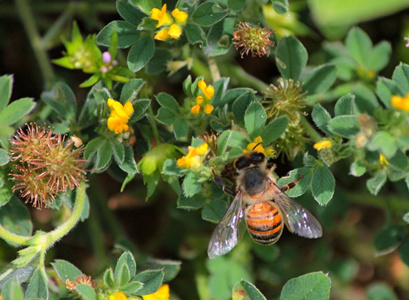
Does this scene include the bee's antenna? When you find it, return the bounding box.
[252,142,262,151]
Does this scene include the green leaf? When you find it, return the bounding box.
[1,279,24,300]
[174,117,189,139]
[96,140,113,172]
[228,0,246,12]
[96,21,140,48]
[41,82,77,120]
[232,91,257,124]
[0,148,10,166]
[115,264,131,287]
[0,180,13,207]
[350,160,366,177]
[118,145,138,176]
[0,265,35,290]
[156,107,175,126]
[0,195,32,243]
[121,281,144,294]
[261,116,289,145]
[399,237,409,267]
[376,77,400,108]
[133,99,151,121]
[278,168,313,198]
[275,35,308,80]
[146,258,181,282]
[191,2,228,27]
[334,94,355,116]
[311,104,333,136]
[178,193,206,210]
[103,268,115,289]
[183,172,201,197]
[25,268,48,299]
[271,0,289,15]
[184,23,206,46]
[346,27,372,67]
[75,284,97,300]
[0,74,13,110]
[120,78,145,103]
[84,137,105,161]
[303,64,337,95]
[373,224,405,254]
[115,251,137,280]
[244,102,267,140]
[388,149,408,171]
[327,115,360,137]
[204,20,232,57]
[127,35,155,72]
[162,159,185,177]
[367,131,397,159]
[280,272,331,300]
[368,41,391,73]
[252,244,280,262]
[367,283,398,300]
[51,260,83,282]
[311,165,335,205]
[403,212,409,224]
[352,83,378,114]
[147,48,172,75]
[156,93,179,113]
[217,130,248,155]
[129,0,161,15]
[134,269,164,295]
[111,140,125,165]
[220,88,254,106]
[392,63,409,94]
[233,280,267,300]
[116,0,145,27]
[366,172,386,195]
[202,199,228,223]
[0,98,35,126]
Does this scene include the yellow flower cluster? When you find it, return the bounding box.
[391,93,409,111]
[107,98,134,134]
[191,80,215,115]
[243,136,274,156]
[109,285,169,300]
[177,143,209,169]
[150,4,188,41]
[313,140,332,151]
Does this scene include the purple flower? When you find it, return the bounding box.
[102,51,112,63]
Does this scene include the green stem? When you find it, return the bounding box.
[208,58,220,82]
[190,55,212,81]
[147,106,161,144]
[14,0,55,89]
[221,64,270,92]
[42,9,73,47]
[0,224,30,246]
[300,115,322,142]
[46,181,86,246]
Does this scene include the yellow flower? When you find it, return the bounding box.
[195,95,204,105]
[109,292,128,300]
[191,80,214,115]
[243,136,274,155]
[313,140,333,151]
[191,104,201,114]
[107,98,134,134]
[203,104,214,114]
[150,4,173,28]
[391,93,409,111]
[168,24,182,39]
[198,80,214,100]
[172,9,188,24]
[177,144,209,169]
[142,284,170,300]
[379,154,389,166]
[154,28,170,41]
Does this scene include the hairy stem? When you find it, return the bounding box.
[0,223,30,246]
[300,115,322,142]
[147,106,161,144]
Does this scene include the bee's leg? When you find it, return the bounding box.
[280,174,303,192]
[212,168,236,196]
[267,157,276,172]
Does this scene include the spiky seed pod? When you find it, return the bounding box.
[9,123,87,208]
[263,78,309,160]
[233,22,275,58]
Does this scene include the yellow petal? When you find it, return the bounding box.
[254,136,263,144]
[168,23,182,39]
[150,7,162,21]
[172,9,188,24]
[313,140,332,151]
[204,104,214,114]
[107,98,115,109]
[154,28,170,41]
[196,96,204,105]
[191,104,201,114]
[110,292,128,300]
[194,143,209,155]
[124,101,134,116]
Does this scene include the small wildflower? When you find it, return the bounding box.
[177,144,209,169]
[102,51,112,63]
[191,80,214,115]
[109,292,128,300]
[243,136,275,156]
[150,4,173,28]
[9,123,87,208]
[379,154,389,166]
[313,140,333,151]
[142,284,170,300]
[233,22,274,58]
[65,275,95,292]
[154,28,170,41]
[391,93,409,111]
[168,24,182,39]
[151,4,188,40]
[172,9,188,24]
[107,98,134,134]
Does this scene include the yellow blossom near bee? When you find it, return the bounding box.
[391,93,409,111]
[177,143,209,169]
[142,284,170,300]
[313,140,333,151]
[191,80,215,115]
[107,98,134,134]
[243,136,274,156]
[379,154,389,166]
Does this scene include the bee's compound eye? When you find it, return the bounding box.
[235,157,248,169]
[251,152,265,162]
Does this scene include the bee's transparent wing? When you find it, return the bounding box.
[270,182,322,239]
[207,192,244,259]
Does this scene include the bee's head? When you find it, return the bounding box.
[234,151,266,170]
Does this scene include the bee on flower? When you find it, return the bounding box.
[243,136,275,156]
[191,80,215,115]
[107,98,134,134]
[150,4,188,41]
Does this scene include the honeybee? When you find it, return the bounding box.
[208,151,323,259]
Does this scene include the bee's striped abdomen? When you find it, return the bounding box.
[245,201,283,245]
